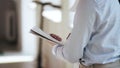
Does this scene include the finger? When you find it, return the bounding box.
[66,33,71,39]
[50,34,62,41]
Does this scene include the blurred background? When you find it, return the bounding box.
[0,0,120,68]
[0,0,76,68]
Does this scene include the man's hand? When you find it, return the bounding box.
[48,34,62,46]
[66,33,71,39]
[50,34,62,41]
[49,33,70,46]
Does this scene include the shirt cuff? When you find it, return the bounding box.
[52,44,63,55]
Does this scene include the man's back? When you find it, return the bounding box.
[51,0,120,67]
[83,0,120,65]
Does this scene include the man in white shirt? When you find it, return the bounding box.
[50,0,120,68]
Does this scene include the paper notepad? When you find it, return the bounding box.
[30,26,63,45]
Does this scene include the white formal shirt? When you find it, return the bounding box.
[52,0,120,67]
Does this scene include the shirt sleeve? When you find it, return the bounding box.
[52,0,97,63]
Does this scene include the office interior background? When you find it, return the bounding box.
[0,0,120,68]
[0,0,75,68]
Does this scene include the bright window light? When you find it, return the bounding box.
[29,2,37,9]
[43,9,62,23]
[28,2,37,9]
[0,55,34,64]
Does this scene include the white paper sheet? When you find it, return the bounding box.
[30,26,63,45]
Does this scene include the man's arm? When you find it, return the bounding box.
[52,0,97,63]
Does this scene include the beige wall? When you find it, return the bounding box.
[41,19,67,68]
[40,0,74,68]
[41,18,73,68]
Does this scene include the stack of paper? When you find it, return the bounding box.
[30,26,63,45]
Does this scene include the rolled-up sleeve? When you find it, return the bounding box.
[52,0,97,63]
